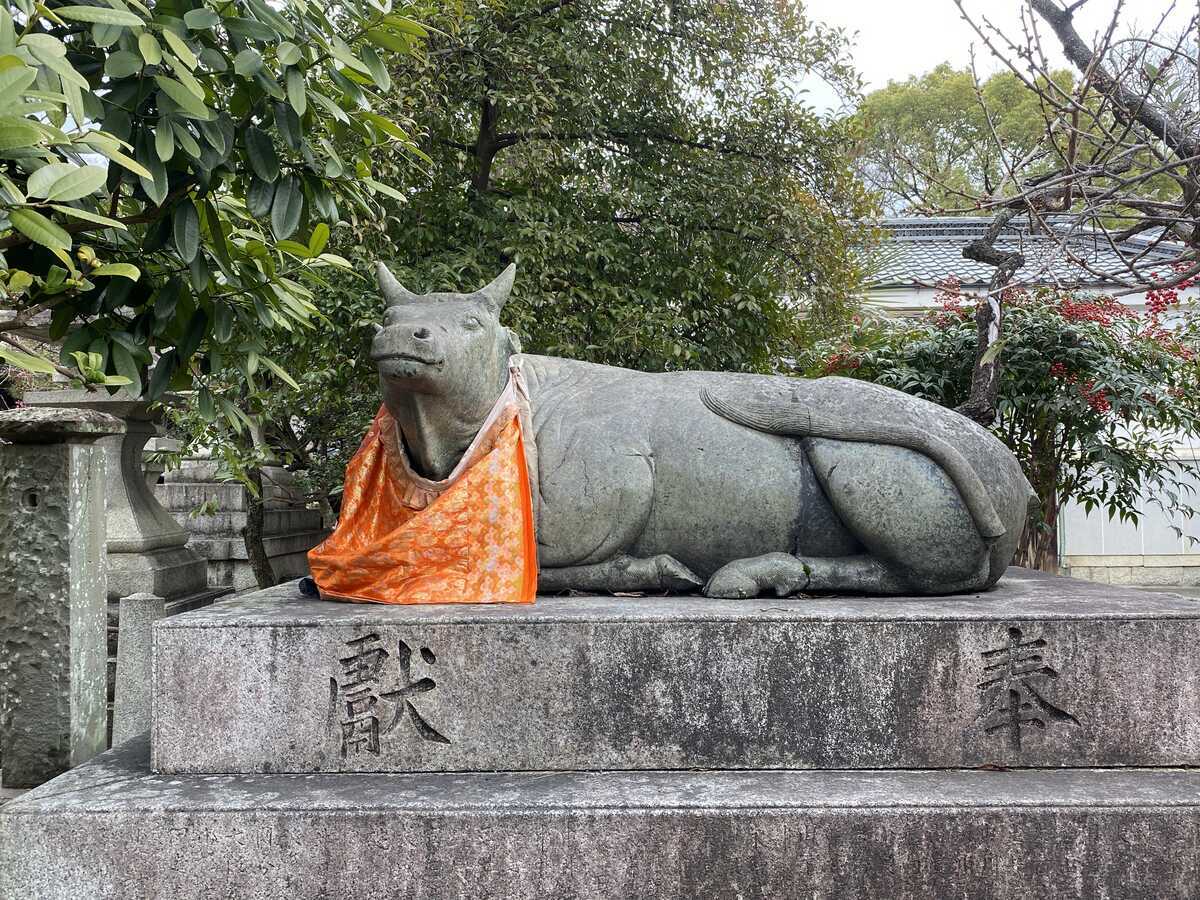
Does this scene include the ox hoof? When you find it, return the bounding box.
[653,555,703,592]
[703,567,760,599]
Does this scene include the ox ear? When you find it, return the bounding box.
[477,263,516,314]
[376,262,419,306]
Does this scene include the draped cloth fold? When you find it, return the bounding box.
[308,360,538,605]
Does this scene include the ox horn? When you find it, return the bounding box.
[376,262,419,306]
[477,263,516,313]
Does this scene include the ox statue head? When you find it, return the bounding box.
[371,263,520,416]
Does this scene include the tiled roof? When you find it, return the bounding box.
[870,217,1181,289]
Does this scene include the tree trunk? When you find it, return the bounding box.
[1014,425,1060,573]
[242,465,276,589]
[1015,490,1060,573]
[956,209,1024,426]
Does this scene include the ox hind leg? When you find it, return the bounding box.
[705,438,992,598]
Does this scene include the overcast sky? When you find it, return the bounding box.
[802,0,1197,112]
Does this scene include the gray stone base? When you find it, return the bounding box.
[152,569,1200,774]
[4,737,1200,899]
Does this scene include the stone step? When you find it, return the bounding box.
[151,570,1200,775]
[3,737,1200,899]
[185,528,328,562]
[158,505,324,537]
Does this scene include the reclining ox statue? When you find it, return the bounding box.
[370,263,1035,598]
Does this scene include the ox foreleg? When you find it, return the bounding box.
[538,553,703,594]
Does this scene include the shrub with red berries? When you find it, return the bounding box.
[795,280,1200,571]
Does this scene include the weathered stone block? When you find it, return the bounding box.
[152,570,1200,774]
[4,737,1200,899]
[0,409,122,788]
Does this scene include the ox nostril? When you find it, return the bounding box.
[413,327,431,340]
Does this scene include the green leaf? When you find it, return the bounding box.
[234,47,262,77]
[147,348,178,400]
[0,347,58,375]
[979,337,1008,367]
[0,63,36,100]
[213,302,234,343]
[285,67,306,116]
[225,17,276,41]
[171,121,201,158]
[80,136,151,178]
[270,174,302,239]
[184,8,220,29]
[365,28,407,53]
[26,162,77,198]
[45,164,107,202]
[162,29,197,70]
[198,47,227,72]
[275,239,310,257]
[56,6,143,26]
[361,46,390,91]
[138,32,162,65]
[103,50,142,78]
[173,198,200,262]
[385,15,428,37]
[363,177,406,202]
[92,22,124,49]
[155,119,175,161]
[48,204,127,230]
[0,116,41,150]
[198,386,215,420]
[246,175,275,217]
[308,222,329,256]
[9,207,71,251]
[91,263,140,280]
[136,133,168,204]
[110,341,143,396]
[362,112,410,142]
[277,41,301,66]
[259,355,299,389]
[273,100,301,151]
[155,75,213,119]
[244,127,279,182]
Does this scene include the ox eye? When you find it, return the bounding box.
[463,316,482,330]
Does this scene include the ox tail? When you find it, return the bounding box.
[700,387,1007,541]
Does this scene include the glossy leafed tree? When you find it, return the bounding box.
[0,0,429,404]
[376,0,877,374]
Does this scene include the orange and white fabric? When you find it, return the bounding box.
[308,359,538,605]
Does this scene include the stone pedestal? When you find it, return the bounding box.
[0,408,123,788]
[151,571,1200,774]
[156,460,327,590]
[6,569,1200,897]
[24,391,209,602]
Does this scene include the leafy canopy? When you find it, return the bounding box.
[376,0,877,374]
[856,64,1069,214]
[0,0,428,404]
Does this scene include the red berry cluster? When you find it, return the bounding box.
[1048,361,1068,378]
[1056,294,1132,327]
[822,349,862,374]
[1079,380,1112,414]
[1145,263,1196,318]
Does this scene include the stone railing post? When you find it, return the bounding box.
[0,407,124,789]
[23,390,209,603]
[111,593,165,746]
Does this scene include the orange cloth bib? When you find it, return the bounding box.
[308,370,538,605]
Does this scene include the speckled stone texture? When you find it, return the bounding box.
[4,736,1200,899]
[0,409,122,788]
[152,569,1200,774]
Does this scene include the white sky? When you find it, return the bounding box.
[802,0,1198,112]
